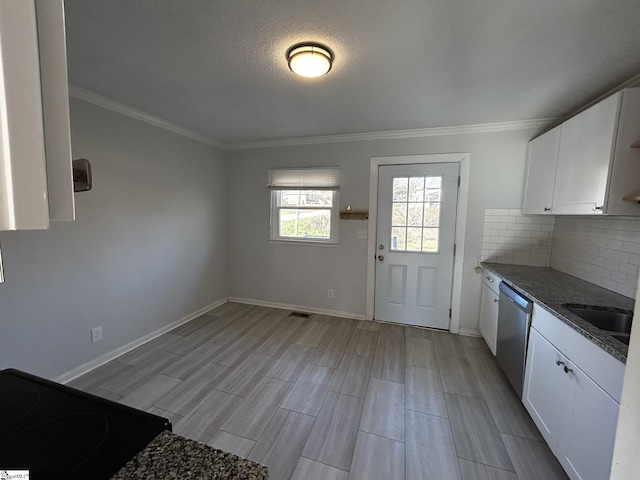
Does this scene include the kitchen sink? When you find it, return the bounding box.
[562,304,633,334]
[611,333,631,345]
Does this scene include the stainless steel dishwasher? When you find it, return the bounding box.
[496,282,533,399]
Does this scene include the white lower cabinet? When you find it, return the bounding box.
[524,327,619,480]
[556,359,620,480]
[523,327,568,447]
[479,271,500,355]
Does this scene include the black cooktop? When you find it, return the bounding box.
[0,368,170,479]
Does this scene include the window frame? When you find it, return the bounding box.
[389,174,443,254]
[268,168,340,245]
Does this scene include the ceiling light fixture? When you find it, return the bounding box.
[287,43,333,78]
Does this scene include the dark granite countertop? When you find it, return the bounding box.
[482,263,634,364]
[111,431,268,479]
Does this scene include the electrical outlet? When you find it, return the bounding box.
[91,326,103,343]
[328,288,334,298]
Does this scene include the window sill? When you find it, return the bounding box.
[268,239,340,247]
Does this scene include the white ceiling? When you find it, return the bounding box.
[64,0,640,147]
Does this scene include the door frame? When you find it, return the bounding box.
[366,153,470,333]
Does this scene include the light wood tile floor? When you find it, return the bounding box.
[69,302,568,480]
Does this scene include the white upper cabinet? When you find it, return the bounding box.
[36,0,75,223]
[552,93,620,215]
[522,125,561,215]
[0,0,74,231]
[522,88,640,216]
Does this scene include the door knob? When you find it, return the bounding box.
[378,244,384,250]
[377,255,384,262]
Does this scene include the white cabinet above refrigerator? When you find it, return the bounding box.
[0,0,74,231]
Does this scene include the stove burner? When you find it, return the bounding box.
[0,369,170,480]
[0,413,108,478]
[0,386,40,432]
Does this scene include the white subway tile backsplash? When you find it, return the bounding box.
[481,209,554,267]
[623,242,640,255]
[481,211,640,299]
[613,251,631,263]
[551,216,640,299]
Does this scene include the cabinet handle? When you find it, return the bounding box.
[563,365,573,374]
[556,360,565,366]
[544,207,551,212]
[493,298,499,303]
[593,205,603,211]
[485,275,494,282]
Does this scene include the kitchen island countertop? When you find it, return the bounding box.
[482,263,633,363]
[111,430,268,480]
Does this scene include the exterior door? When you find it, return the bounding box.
[374,163,459,328]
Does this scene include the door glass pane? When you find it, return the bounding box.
[389,175,442,252]
[391,227,406,250]
[408,177,425,202]
[424,203,440,227]
[407,203,423,226]
[407,228,423,251]
[393,178,408,201]
[422,228,439,252]
[392,203,407,226]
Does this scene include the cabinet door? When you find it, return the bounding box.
[0,0,73,230]
[36,0,75,222]
[552,93,621,214]
[556,359,619,480]
[523,328,568,449]
[522,126,561,214]
[479,282,499,355]
[0,1,50,230]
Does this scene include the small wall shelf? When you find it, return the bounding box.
[623,193,640,202]
[340,210,369,220]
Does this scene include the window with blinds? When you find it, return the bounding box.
[268,167,340,244]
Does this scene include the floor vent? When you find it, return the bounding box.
[289,311,311,318]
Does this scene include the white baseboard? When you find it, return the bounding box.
[56,297,229,384]
[228,297,366,321]
[458,328,482,337]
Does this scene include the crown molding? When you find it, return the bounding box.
[68,85,225,149]
[225,118,556,150]
[70,71,640,152]
[568,71,640,117]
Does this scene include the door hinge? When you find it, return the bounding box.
[449,308,452,318]
[453,244,456,256]
[458,176,461,187]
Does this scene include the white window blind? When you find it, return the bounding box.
[267,167,340,190]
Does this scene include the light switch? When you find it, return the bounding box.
[357,230,368,240]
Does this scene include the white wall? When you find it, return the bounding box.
[611,280,640,478]
[227,128,537,331]
[0,98,228,379]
